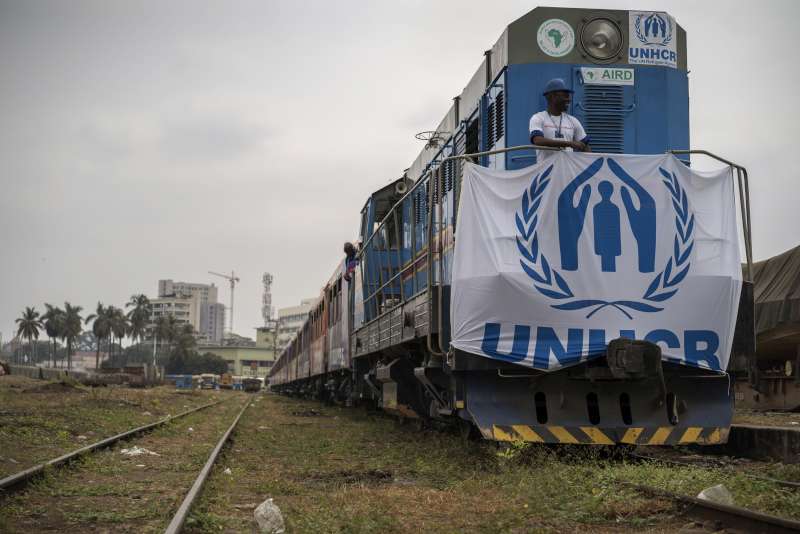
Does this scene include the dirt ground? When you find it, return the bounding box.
[0,375,221,478]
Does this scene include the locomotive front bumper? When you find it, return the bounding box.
[463,361,733,445]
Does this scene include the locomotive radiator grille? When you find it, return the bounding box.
[582,85,624,153]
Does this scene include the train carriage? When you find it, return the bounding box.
[325,261,353,398]
[270,6,755,445]
[310,299,326,378]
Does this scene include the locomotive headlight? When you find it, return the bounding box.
[580,18,622,61]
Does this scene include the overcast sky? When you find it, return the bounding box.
[1,0,798,342]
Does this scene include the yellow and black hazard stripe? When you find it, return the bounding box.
[492,424,728,445]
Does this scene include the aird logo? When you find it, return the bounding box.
[537,19,575,58]
[515,157,694,319]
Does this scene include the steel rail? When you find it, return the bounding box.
[624,482,800,533]
[163,398,252,534]
[0,398,225,493]
[631,452,800,490]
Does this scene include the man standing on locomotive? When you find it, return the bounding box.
[530,78,591,160]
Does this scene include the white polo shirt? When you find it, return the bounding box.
[529,111,589,161]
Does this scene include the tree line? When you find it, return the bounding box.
[10,294,227,374]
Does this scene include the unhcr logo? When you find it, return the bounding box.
[634,12,673,46]
[515,158,694,319]
[628,11,678,67]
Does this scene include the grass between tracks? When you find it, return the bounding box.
[0,393,247,533]
[188,395,764,534]
[0,375,220,478]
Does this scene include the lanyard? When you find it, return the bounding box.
[547,113,565,138]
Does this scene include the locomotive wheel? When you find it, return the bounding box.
[412,417,427,432]
[459,418,481,443]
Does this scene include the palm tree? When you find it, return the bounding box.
[126,294,151,348]
[85,302,111,370]
[41,304,64,367]
[15,307,42,364]
[176,324,197,353]
[108,307,129,362]
[62,302,83,370]
[154,314,179,361]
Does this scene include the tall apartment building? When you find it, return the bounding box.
[158,280,218,306]
[149,294,200,330]
[155,279,225,344]
[276,297,316,349]
[201,302,225,344]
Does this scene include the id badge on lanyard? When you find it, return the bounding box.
[550,113,565,139]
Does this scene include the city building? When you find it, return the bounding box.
[277,297,316,349]
[201,302,225,345]
[199,327,276,378]
[149,294,201,330]
[158,280,218,305]
[156,279,225,344]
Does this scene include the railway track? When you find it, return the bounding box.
[0,394,255,533]
[0,398,225,493]
[4,390,798,532]
[626,482,800,534]
[164,398,251,534]
[611,451,800,532]
[631,452,800,490]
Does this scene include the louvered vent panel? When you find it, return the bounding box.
[485,91,505,149]
[444,161,454,192]
[495,91,504,141]
[455,133,466,155]
[415,189,427,223]
[582,85,624,153]
[487,100,497,148]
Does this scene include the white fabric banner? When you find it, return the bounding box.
[451,153,742,373]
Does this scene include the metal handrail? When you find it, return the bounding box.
[669,150,753,281]
[354,145,562,355]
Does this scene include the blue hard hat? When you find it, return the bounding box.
[542,78,573,96]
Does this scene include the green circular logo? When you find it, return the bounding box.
[537,19,575,57]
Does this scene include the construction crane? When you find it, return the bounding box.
[208,270,240,334]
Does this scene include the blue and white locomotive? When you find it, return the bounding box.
[269,7,754,446]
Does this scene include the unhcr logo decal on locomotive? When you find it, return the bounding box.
[628,11,678,68]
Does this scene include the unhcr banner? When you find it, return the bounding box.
[450,153,742,373]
